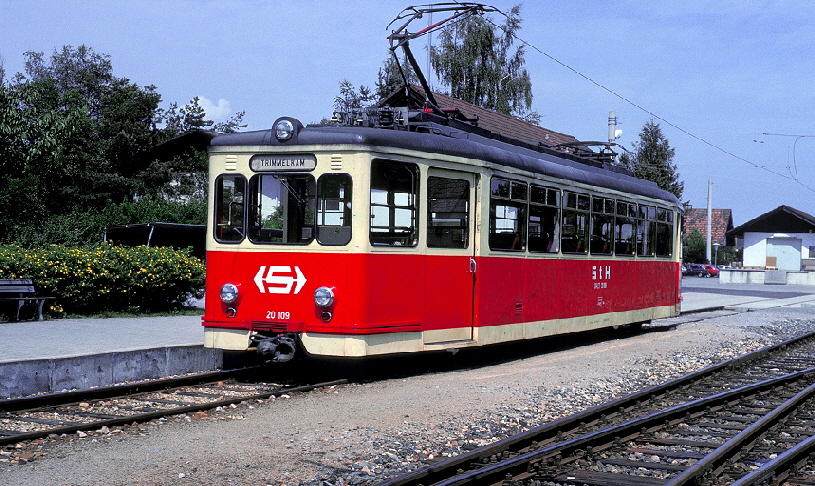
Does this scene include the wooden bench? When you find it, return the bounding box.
[0,279,56,321]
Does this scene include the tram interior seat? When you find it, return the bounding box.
[427,227,466,248]
[490,232,521,250]
[528,234,551,253]
[561,237,585,253]
[370,231,414,246]
[317,226,351,245]
[590,237,612,255]
[253,228,284,242]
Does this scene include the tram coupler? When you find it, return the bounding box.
[254,335,296,362]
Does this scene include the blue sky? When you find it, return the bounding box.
[2,1,814,224]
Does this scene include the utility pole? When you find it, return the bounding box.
[608,111,617,144]
[706,180,712,264]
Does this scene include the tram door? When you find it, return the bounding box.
[424,168,478,343]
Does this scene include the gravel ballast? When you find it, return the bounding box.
[2,307,815,486]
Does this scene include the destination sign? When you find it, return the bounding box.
[250,154,317,172]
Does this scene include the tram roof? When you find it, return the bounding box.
[210,119,682,208]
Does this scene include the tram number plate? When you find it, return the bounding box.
[266,311,291,320]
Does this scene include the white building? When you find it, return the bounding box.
[724,206,815,285]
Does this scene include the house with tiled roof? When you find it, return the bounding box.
[726,205,815,274]
[378,85,585,153]
[683,208,735,246]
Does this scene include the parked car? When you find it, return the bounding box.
[700,264,719,277]
[683,263,719,277]
[683,263,705,276]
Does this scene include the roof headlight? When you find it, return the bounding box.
[220,283,239,304]
[314,286,335,307]
[274,119,295,141]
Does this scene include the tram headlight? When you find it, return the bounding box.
[314,286,335,307]
[220,283,239,304]
[274,119,295,141]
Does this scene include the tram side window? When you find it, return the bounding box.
[614,201,637,256]
[248,174,316,244]
[561,191,589,253]
[590,196,615,255]
[529,185,560,253]
[317,174,352,246]
[427,177,469,249]
[214,174,246,243]
[370,159,419,246]
[655,208,673,257]
[637,205,656,256]
[489,178,527,251]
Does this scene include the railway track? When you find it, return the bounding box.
[0,367,346,448]
[380,330,815,486]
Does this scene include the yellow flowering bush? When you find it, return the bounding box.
[0,243,205,316]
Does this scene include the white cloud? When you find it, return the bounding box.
[198,97,232,121]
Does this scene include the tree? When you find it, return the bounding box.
[682,229,706,263]
[23,45,115,121]
[8,46,166,207]
[0,45,244,247]
[374,51,419,100]
[619,120,684,200]
[429,5,536,120]
[333,79,377,115]
[0,76,95,232]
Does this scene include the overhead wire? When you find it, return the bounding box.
[476,7,815,194]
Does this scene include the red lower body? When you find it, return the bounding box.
[203,250,680,338]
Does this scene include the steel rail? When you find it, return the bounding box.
[729,433,815,486]
[0,366,266,413]
[377,330,815,486]
[0,376,347,447]
[425,368,815,486]
[665,381,815,485]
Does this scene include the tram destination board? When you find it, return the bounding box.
[250,153,317,171]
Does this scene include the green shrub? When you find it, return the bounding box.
[3,199,207,248]
[0,243,205,317]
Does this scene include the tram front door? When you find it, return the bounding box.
[423,168,478,344]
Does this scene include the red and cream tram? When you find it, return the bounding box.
[202,110,683,362]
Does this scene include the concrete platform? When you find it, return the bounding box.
[0,315,221,398]
[1,279,813,399]
[680,277,815,313]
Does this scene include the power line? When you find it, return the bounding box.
[480,10,815,194]
[762,133,815,178]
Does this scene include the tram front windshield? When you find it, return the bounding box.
[214,173,352,246]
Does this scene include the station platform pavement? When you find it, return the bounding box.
[0,315,219,399]
[2,280,814,399]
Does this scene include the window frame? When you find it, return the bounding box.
[213,174,247,244]
[528,184,560,254]
[316,173,353,246]
[561,191,590,254]
[427,176,471,249]
[614,200,637,257]
[247,173,317,245]
[590,195,615,255]
[369,159,420,247]
[489,177,528,252]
